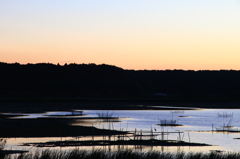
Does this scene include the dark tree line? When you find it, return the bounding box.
[0,62,240,101]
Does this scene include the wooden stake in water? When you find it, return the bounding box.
[188,132,191,143]
[151,127,153,140]
[92,124,94,141]
[134,128,136,140]
[140,129,142,140]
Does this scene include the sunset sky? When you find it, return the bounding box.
[1,0,240,70]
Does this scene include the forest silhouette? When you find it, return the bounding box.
[0,62,240,102]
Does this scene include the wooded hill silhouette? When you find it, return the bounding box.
[0,62,240,102]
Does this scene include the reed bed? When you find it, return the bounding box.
[3,149,240,159]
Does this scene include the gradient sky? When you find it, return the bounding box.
[1,0,240,70]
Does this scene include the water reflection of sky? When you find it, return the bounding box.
[3,109,240,152]
[85,109,240,131]
[84,109,240,152]
[7,111,81,118]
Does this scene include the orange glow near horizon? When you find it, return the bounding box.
[1,1,240,70]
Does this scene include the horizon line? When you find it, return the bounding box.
[1,61,239,72]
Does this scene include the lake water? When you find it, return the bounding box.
[4,108,240,153]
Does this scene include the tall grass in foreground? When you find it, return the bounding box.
[4,149,240,159]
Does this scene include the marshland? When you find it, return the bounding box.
[5,149,240,159]
[1,101,240,159]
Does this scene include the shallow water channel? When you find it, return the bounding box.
[4,108,240,153]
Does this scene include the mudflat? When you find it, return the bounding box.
[0,112,124,138]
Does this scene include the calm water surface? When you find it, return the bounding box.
[84,109,240,152]
[5,108,240,152]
